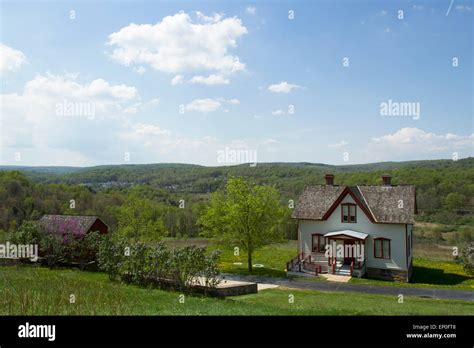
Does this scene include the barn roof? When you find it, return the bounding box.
[39,215,101,236]
[292,184,416,224]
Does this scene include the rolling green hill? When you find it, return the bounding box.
[0,158,472,236]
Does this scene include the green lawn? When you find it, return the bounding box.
[0,266,472,315]
[211,240,297,278]
[350,257,474,290]
[212,241,473,290]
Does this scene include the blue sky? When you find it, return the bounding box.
[0,0,472,166]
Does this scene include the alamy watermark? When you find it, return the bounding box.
[55,99,95,120]
[324,241,365,262]
[217,147,257,167]
[380,99,420,120]
[18,322,55,341]
[0,242,38,261]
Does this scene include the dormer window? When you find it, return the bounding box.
[341,203,357,223]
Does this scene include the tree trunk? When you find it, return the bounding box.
[248,248,252,272]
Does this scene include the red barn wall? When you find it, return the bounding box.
[88,219,109,235]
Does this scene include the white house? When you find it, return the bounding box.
[288,174,417,282]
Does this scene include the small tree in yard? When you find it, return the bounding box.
[461,242,474,275]
[199,177,286,272]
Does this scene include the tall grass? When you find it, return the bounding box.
[1,265,473,316]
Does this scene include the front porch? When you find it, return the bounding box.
[286,229,368,278]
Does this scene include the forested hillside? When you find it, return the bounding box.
[0,158,472,239]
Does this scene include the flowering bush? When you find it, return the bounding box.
[97,239,221,293]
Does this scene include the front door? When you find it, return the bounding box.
[343,240,355,265]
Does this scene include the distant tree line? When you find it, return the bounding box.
[0,157,472,240]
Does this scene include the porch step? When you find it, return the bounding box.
[311,255,327,262]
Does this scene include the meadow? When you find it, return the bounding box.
[173,234,473,290]
[0,266,472,316]
[0,219,472,316]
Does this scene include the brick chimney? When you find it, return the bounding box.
[382,174,392,186]
[325,174,335,185]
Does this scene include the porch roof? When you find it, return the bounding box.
[324,230,369,240]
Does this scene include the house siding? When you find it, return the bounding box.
[298,194,408,273]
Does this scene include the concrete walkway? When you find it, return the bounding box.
[222,273,473,301]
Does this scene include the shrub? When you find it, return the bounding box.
[97,235,125,281]
[458,226,474,243]
[461,242,474,275]
[8,221,41,245]
[61,231,105,267]
[121,242,149,285]
[97,239,221,293]
[39,232,65,269]
[146,242,172,287]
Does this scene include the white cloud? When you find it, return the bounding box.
[0,43,27,73]
[1,73,140,164]
[130,122,170,136]
[246,6,257,15]
[171,75,184,85]
[268,81,303,93]
[262,138,277,152]
[121,122,207,153]
[20,73,137,103]
[227,98,240,105]
[195,11,223,23]
[142,98,160,108]
[107,12,248,76]
[189,74,230,85]
[328,140,349,149]
[85,78,137,101]
[185,98,222,113]
[272,109,285,116]
[369,127,474,159]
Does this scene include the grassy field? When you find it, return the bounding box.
[413,222,473,260]
[212,240,297,278]
[0,266,472,315]
[350,258,474,289]
[206,240,473,290]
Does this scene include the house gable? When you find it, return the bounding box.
[292,179,416,224]
[322,187,376,223]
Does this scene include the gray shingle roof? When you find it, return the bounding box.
[291,185,346,220]
[292,185,416,224]
[358,185,416,223]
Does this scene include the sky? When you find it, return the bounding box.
[0,0,472,167]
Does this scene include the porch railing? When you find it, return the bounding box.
[302,255,322,275]
[286,252,304,272]
[286,253,323,275]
